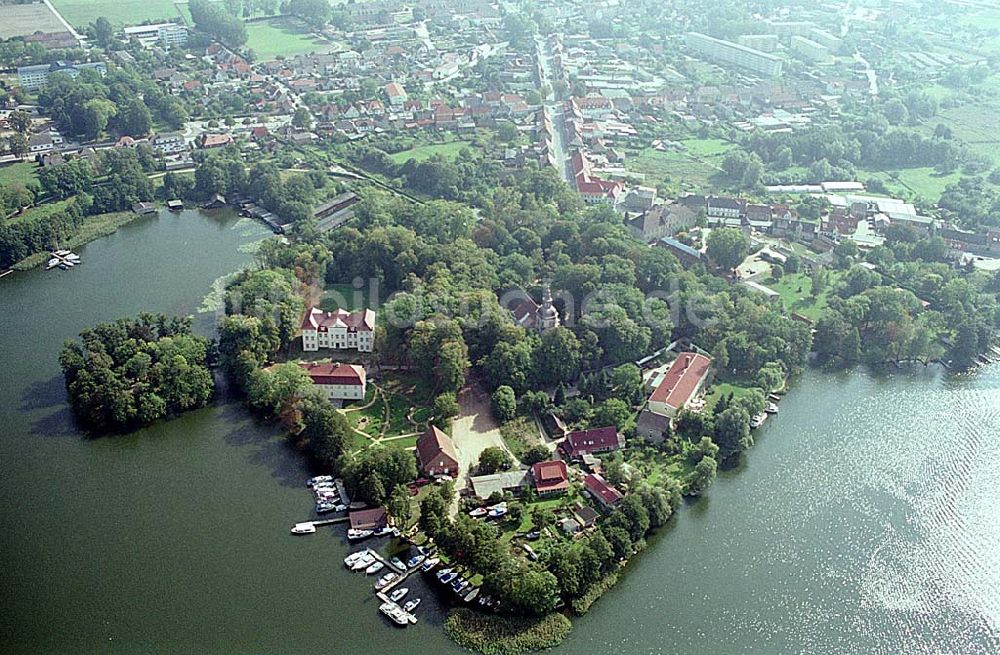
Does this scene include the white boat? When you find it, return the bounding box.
[365,561,384,575]
[390,587,408,602]
[765,402,779,414]
[348,529,373,541]
[375,572,398,589]
[469,507,488,518]
[407,612,417,624]
[380,602,409,626]
[307,475,333,487]
[46,258,61,269]
[751,413,767,428]
[352,553,375,571]
[403,598,421,612]
[344,550,368,567]
[421,558,439,572]
[54,249,71,256]
[290,522,316,535]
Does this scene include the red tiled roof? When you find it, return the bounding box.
[531,460,569,494]
[416,426,458,472]
[560,426,622,458]
[299,362,366,386]
[584,473,623,507]
[649,352,712,411]
[301,307,375,333]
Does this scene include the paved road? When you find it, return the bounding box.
[42,0,85,42]
[535,35,573,185]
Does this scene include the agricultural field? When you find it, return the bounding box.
[50,0,184,28]
[389,140,473,165]
[858,167,963,204]
[0,3,66,39]
[245,18,338,61]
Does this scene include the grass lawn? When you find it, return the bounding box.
[681,137,734,157]
[320,283,371,311]
[703,382,756,413]
[498,416,541,462]
[342,373,434,443]
[627,144,726,194]
[0,162,39,189]
[767,271,840,322]
[51,0,182,28]
[859,167,962,203]
[389,141,472,164]
[245,17,338,60]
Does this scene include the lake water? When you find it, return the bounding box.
[2,212,998,654]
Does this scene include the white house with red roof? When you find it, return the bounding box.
[299,362,367,401]
[300,307,375,352]
[384,82,408,106]
[571,150,625,206]
[583,473,624,511]
[530,460,570,496]
[559,426,625,460]
[647,352,713,417]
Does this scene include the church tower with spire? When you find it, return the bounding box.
[535,281,560,333]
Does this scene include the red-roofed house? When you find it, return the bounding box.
[559,426,624,460]
[299,362,367,401]
[583,473,624,510]
[384,82,408,106]
[301,307,375,352]
[199,133,233,149]
[416,426,459,477]
[647,352,713,417]
[570,150,625,205]
[530,460,570,496]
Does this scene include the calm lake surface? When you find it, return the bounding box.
[2,212,998,654]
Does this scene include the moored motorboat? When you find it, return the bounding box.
[375,572,398,589]
[344,550,368,567]
[348,528,373,541]
[765,402,779,414]
[469,507,488,518]
[389,587,408,602]
[421,557,439,572]
[380,602,409,626]
[352,553,376,571]
[290,522,316,535]
[403,598,421,612]
[751,413,767,428]
[365,561,384,575]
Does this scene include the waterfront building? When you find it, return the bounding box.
[300,307,375,352]
[684,32,783,77]
[299,362,367,401]
[646,352,713,417]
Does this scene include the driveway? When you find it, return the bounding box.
[448,383,517,512]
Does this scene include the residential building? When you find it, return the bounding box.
[530,460,570,496]
[559,426,625,460]
[416,426,459,477]
[150,132,188,155]
[123,23,188,48]
[299,362,367,401]
[28,133,54,155]
[17,61,106,91]
[636,409,673,442]
[790,36,830,63]
[300,307,376,352]
[737,34,780,53]
[647,352,713,417]
[684,32,783,77]
[583,473,624,511]
[199,133,234,149]
[384,82,408,106]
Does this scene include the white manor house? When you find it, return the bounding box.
[300,307,376,352]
